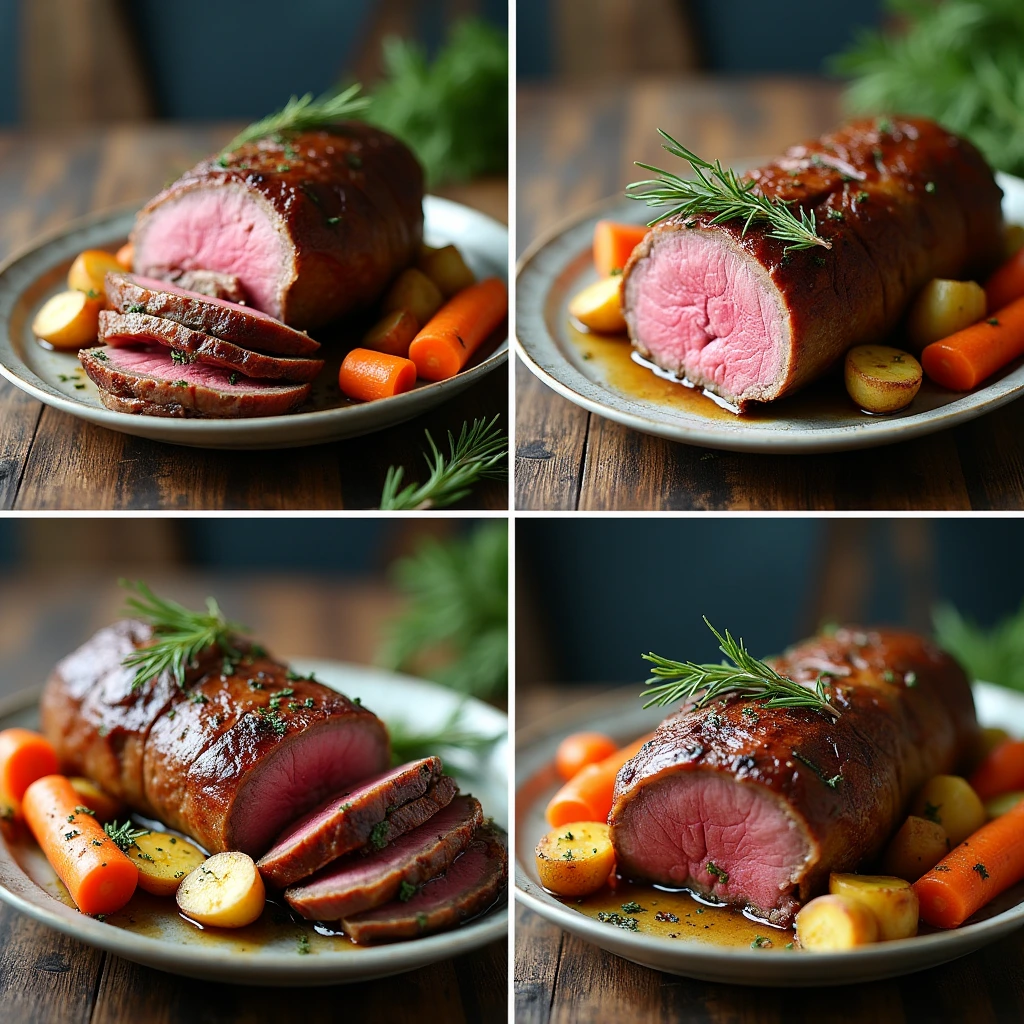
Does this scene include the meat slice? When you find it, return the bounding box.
[371,776,458,849]
[609,628,979,926]
[257,757,448,888]
[80,346,311,419]
[130,124,424,329]
[40,620,391,857]
[284,795,482,920]
[105,273,320,357]
[99,311,324,382]
[166,269,246,304]
[341,824,508,944]
[622,117,1004,409]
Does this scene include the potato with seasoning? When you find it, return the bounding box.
[32,290,104,350]
[910,775,986,846]
[176,851,265,927]
[67,250,124,298]
[129,830,206,897]
[382,267,444,328]
[568,276,626,334]
[795,893,879,950]
[535,821,615,897]
[882,815,950,882]
[362,309,420,358]
[829,873,919,940]
[417,244,475,298]
[845,345,923,413]
[68,778,123,823]
[907,279,987,350]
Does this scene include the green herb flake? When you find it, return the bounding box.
[416,912,428,929]
[974,862,990,880]
[620,901,646,914]
[751,935,773,949]
[126,304,147,314]
[925,181,936,193]
[297,934,311,955]
[706,862,729,884]
[596,912,639,931]
[64,831,79,841]
[988,318,1000,326]
[369,821,389,851]
[561,831,574,841]
[923,801,942,824]
[398,881,418,902]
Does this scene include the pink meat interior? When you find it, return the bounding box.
[134,185,289,318]
[613,770,811,918]
[625,231,789,400]
[98,346,292,392]
[127,274,279,322]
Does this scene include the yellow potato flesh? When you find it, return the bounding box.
[382,268,444,328]
[417,244,475,298]
[907,279,986,350]
[68,778,123,824]
[568,276,626,334]
[981,727,1011,756]
[845,345,922,414]
[985,790,1024,819]
[881,815,950,882]
[911,775,986,846]
[829,873,919,941]
[67,249,123,297]
[535,821,615,897]
[130,831,206,897]
[796,894,879,950]
[176,851,265,928]
[362,309,419,357]
[32,290,103,350]
[1005,224,1024,260]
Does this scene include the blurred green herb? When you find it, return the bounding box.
[387,702,504,766]
[933,601,1024,692]
[831,0,1024,177]
[378,522,507,700]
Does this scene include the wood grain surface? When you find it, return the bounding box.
[0,572,506,1024]
[514,77,1024,511]
[0,125,508,511]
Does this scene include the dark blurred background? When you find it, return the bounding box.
[517,518,1024,687]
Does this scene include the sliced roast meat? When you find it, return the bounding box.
[105,273,320,357]
[341,824,508,944]
[80,346,311,419]
[622,117,1004,409]
[40,620,391,857]
[166,269,246,304]
[99,311,324,382]
[284,795,483,920]
[258,757,446,888]
[130,124,424,329]
[609,628,980,926]
[369,776,458,852]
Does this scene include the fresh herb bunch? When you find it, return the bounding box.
[387,703,504,767]
[933,601,1024,693]
[642,618,838,716]
[104,820,150,853]
[379,416,507,511]
[831,0,1024,177]
[120,580,246,691]
[379,521,507,700]
[359,19,508,185]
[626,131,830,253]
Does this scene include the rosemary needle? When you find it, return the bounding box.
[626,130,830,253]
[378,415,507,511]
[642,617,838,717]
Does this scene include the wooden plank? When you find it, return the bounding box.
[515,904,563,1024]
[955,399,1024,510]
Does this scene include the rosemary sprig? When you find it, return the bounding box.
[103,820,150,853]
[222,84,370,154]
[120,580,246,692]
[378,415,507,511]
[641,617,838,717]
[386,702,504,767]
[626,131,831,253]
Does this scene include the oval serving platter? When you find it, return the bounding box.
[0,196,507,450]
[515,681,1024,987]
[516,172,1024,454]
[0,660,508,986]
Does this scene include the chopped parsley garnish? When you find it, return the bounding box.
[369,821,389,850]
[170,350,195,366]
[75,805,95,817]
[172,380,189,388]
[561,849,574,861]
[620,901,646,914]
[882,670,895,683]
[255,707,287,736]
[988,318,1000,326]
[64,831,80,841]
[925,181,936,193]
[561,831,574,841]
[126,304,147,314]
[228,373,239,386]
[974,863,990,880]
[826,208,845,221]
[297,934,310,955]
[923,802,942,824]
[596,912,639,931]
[904,672,918,687]
[855,191,870,203]
[189,691,208,704]
[104,821,150,852]
[276,163,291,173]
[398,881,418,902]
[706,862,729,884]
[304,698,315,708]
[751,935,772,948]
[326,216,340,225]
[416,913,428,929]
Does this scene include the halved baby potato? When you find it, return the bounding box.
[829,873,919,941]
[907,279,987,350]
[845,345,922,414]
[177,851,265,927]
[31,290,104,350]
[985,790,1024,819]
[67,249,123,297]
[130,830,207,897]
[417,244,475,298]
[881,815,950,882]
[362,309,419,358]
[68,777,124,823]
[795,893,879,950]
[910,775,986,846]
[535,821,615,897]
[568,276,626,334]
[383,268,444,328]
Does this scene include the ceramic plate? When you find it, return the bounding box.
[0,197,507,450]
[0,661,508,986]
[516,682,1024,987]
[516,172,1024,453]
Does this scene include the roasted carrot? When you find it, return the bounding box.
[115,242,133,271]
[0,728,59,803]
[921,295,1024,391]
[593,221,648,277]
[546,733,653,827]
[22,775,138,916]
[970,739,1024,801]
[408,277,508,382]
[555,732,619,782]
[986,246,1024,312]
[338,348,417,402]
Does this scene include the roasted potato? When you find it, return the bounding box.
[795,893,879,950]
[911,775,986,846]
[129,831,206,897]
[985,790,1024,819]
[1005,224,1024,260]
[32,290,104,350]
[535,821,615,897]
[382,268,444,328]
[845,345,922,414]
[68,777,123,823]
[176,851,265,927]
[907,279,987,350]
[67,249,123,297]
[417,244,475,299]
[568,276,626,334]
[829,873,919,941]
[881,815,950,882]
[362,309,419,358]
[981,727,1012,756]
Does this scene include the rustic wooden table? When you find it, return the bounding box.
[515,77,1024,511]
[514,681,1024,1024]
[0,125,508,511]
[0,572,506,1024]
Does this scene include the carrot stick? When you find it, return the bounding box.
[921,295,1024,390]
[986,247,1024,312]
[115,242,133,271]
[22,775,137,916]
[408,277,508,382]
[593,221,648,277]
[546,733,654,827]
[339,348,417,402]
[970,739,1024,801]
[0,728,59,803]
[913,798,1024,929]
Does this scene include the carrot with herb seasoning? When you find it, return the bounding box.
[913,798,1024,929]
[22,775,138,915]
[969,738,1024,801]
